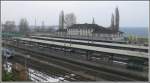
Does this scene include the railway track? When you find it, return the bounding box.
[11,51,134,81]
[3,42,148,81]
[8,54,93,81]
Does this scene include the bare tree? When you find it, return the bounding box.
[2,21,16,33]
[41,21,45,32]
[64,13,76,28]
[19,18,30,35]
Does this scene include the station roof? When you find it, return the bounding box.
[30,36,148,50]
[15,37,148,58]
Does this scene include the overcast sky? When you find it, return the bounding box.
[1,1,149,28]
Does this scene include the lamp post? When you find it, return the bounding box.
[64,32,66,56]
[87,31,90,45]
[92,33,94,44]
[69,33,72,56]
[70,32,71,47]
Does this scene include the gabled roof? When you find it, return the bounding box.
[68,23,105,29]
[68,23,123,34]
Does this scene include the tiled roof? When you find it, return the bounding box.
[68,23,105,29]
[68,24,123,34]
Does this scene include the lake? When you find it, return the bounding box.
[120,27,149,37]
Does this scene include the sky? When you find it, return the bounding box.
[1,1,149,28]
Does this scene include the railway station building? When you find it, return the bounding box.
[56,7,124,40]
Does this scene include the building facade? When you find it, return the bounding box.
[56,7,124,40]
[67,23,123,40]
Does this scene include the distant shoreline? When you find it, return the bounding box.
[120,27,148,37]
